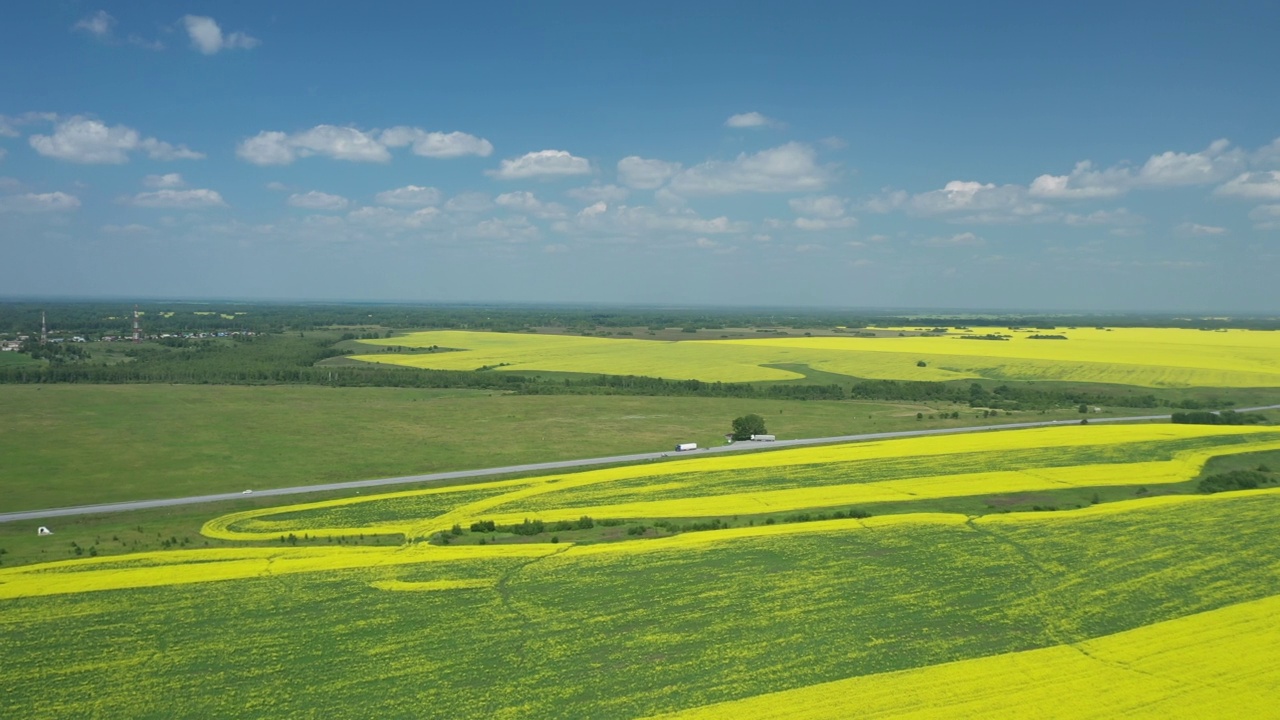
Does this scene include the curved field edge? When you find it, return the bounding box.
[4,486,1279,600]
[3,490,1280,717]
[650,592,1280,719]
[349,328,1280,388]
[200,424,1280,541]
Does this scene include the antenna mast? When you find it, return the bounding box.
[132,305,142,344]
[40,311,48,345]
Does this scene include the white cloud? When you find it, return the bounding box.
[794,216,857,231]
[1031,140,1245,199]
[444,192,493,214]
[101,223,154,235]
[1248,205,1280,230]
[790,195,856,230]
[487,149,590,179]
[1253,138,1280,168]
[919,232,985,247]
[288,191,349,211]
[1175,222,1227,236]
[725,111,782,129]
[237,126,389,165]
[789,195,847,219]
[1214,171,1280,200]
[1063,208,1145,226]
[238,125,491,166]
[0,192,80,213]
[667,143,831,195]
[617,156,682,189]
[143,173,185,189]
[265,181,291,192]
[1029,161,1130,199]
[73,11,114,38]
[127,189,226,208]
[374,185,442,207]
[379,127,493,158]
[493,191,568,219]
[182,15,259,55]
[1137,139,1244,187]
[544,243,569,254]
[347,206,442,230]
[556,203,747,238]
[908,181,1047,224]
[820,136,848,150]
[566,184,629,203]
[29,116,203,164]
[462,216,541,242]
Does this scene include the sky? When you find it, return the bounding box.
[1,1,1278,312]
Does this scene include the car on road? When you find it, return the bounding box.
[242,489,253,494]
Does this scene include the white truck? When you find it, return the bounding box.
[750,434,776,442]
[675,442,698,452]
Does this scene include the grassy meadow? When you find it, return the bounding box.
[351,327,1280,388]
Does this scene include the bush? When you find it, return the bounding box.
[1199,470,1274,494]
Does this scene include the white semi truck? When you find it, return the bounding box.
[675,442,698,452]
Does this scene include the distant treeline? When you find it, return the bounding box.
[1171,410,1268,426]
[848,380,1161,410]
[5,301,1280,337]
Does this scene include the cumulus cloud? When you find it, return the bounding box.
[374,185,441,207]
[789,195,855,230]
[347,205,442,230]
[73,11,114,38]
[1031,140,1245,199]
[30,116,204,163]
[238,125,491,165]
[182,15,259,55]
[126,188,226,208]
[1063,208,1145,226]
[237,126,389,165]
[617,156,682,189]
[724,111,782,129]
[0,192,81,213]
[1214,171,1280,200]
[919,232,985,247]
[554,203,747,238]
[487,150,591,179]
[142,173,185,189]
[443,192,493,214]
[494,191,567,218]
[789,195,847,219]
[461,216,541,242]
[906,181,1047,223]
[1248,205,1280,230]
[566,184,629,203]
[379,128,493,158]
[667,143,831,195]
[72,10,163,49]
[288,191,349,211]
[1175,222,1227,236]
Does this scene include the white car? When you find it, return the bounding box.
[242,489,253,494]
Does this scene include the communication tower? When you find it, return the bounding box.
[40,311,48,345]
[132,305,142,344]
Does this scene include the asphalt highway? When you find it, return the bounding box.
[3,404,1277,525]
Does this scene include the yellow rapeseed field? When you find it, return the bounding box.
[350,327,1280,387]
[653,591,1280,719]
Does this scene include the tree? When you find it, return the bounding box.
[731,413,767,440]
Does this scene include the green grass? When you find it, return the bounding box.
[0,352,40,367]
[0,384,1114,512]
[2,492,1279,717]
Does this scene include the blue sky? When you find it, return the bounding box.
[2,1,1278,311]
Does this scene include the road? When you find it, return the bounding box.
[3,405,1278,525]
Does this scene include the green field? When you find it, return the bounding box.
[0,383,1055,511]
[3,487,1279,717]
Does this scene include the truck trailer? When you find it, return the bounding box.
[750,434,776,442]
[675,442,698,452]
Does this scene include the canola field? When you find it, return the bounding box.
[349,327,1280,387]
[3,423,1280,717]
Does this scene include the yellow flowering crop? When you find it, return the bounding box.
[653,591,1280,719]
[350,326,1280,387]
